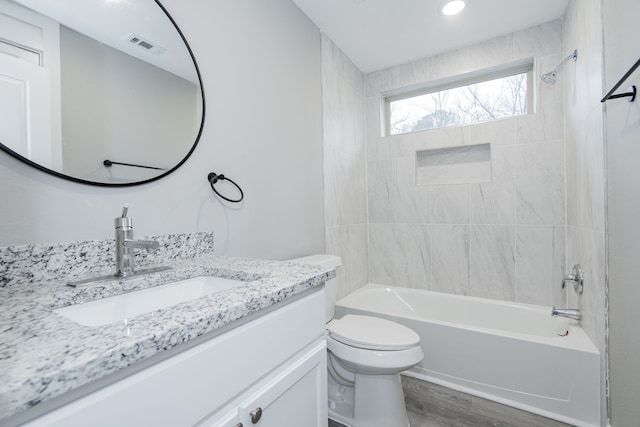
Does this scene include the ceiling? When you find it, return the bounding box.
[291,0,570,73]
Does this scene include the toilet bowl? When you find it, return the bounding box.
[289,255,424,427]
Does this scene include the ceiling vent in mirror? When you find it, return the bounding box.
[126,34,166,55]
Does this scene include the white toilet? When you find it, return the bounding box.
[290,255,424,427]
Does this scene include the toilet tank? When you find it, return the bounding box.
[288,254,341,323]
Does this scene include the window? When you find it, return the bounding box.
[385,64,532,135]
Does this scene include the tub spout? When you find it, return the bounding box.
[551,307,581,321]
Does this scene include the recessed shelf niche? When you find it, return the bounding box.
[416,143,491,186]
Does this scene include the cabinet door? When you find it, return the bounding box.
[236,340,327,427]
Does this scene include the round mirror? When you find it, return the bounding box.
[0,0,204,186]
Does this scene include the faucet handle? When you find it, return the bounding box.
[562,264,584,295]
[115,203,133,229]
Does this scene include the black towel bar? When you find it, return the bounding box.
[601,57,640,103]
[103,160,166,171]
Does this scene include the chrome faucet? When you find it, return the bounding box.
[115,204,160,277]
[551,307,582,321]
[65,205,168,287]
[551,264,585,321]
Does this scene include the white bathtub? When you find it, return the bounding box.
[334,284,600,427]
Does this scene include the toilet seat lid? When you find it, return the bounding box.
[327,315,420,351]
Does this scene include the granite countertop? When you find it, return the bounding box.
[0,254,333,422]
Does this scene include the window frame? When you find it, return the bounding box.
[383,60,534,136]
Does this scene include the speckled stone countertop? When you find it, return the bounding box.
[0,233,333,422]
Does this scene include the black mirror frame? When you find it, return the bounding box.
[0,0,205,187]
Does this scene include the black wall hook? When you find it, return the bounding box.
[207,172,244,203]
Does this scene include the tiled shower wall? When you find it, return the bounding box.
[563,0,606,423]
[321,35,369,299]
[364,20,568,307]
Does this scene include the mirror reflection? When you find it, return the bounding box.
[0,0,203,185]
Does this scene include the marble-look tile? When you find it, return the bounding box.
[514,109,564,147]
[568,228,607,427]
[365,68,394,98]
[368,223,397,286]
[431,225,469,295]
[516,142,565,225]
[515,226,565,307]
[322,68,342,148]
[322,48,365,160]
[396,157,430,223]
[326,225,351,300]
[387,58,431,94]
[324,147,367,227]
[424,124,467,150]
[364,57,430,96]
[353,86,365,155]
[366,96,392,161]
[348,224,369,292]
[321,33,364,92]
[566,108,605,231]
[416,144,491,186]
[514,19,563,59]
[327,224,370,300]
[567,226,606,354]
[429,34,514,81]
[396,224,431,290]
[339,78,365,158]
[395,129,432,158]
[563,0,604,117]
[469,225,515,301]
[563,2,606,422]
[367,159,397,223]
[516,54,565,145]
[466,118,516,147]
[431,185,470,224]
[567,224,606,427]
[470,146,516,225]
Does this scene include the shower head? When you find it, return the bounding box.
[541,70,558,85]
[540,49,578,85]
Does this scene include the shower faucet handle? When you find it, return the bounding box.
[561,264,584,295]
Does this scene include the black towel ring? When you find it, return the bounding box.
[207,172,244,203]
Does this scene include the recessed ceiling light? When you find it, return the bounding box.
[441,0,466,16]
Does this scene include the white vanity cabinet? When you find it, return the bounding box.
[23,289,327,427]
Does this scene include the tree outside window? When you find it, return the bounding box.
[388,71,529,135]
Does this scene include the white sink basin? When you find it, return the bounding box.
[54,276,248,327]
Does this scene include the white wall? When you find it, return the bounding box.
[0,0,325,261]
[603,0,640,424]
[60,26,199,183]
